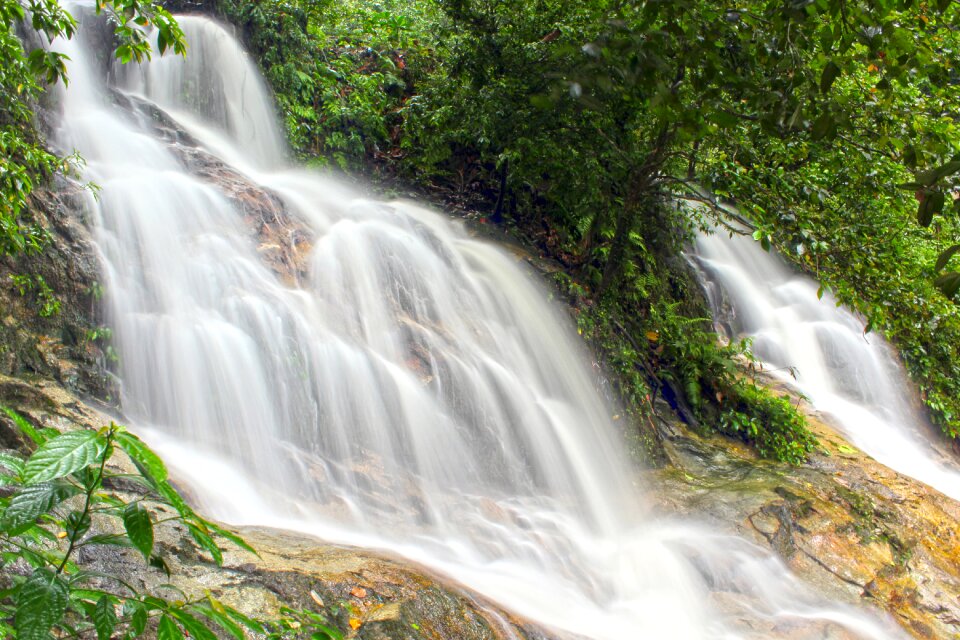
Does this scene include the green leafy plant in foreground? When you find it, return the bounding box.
[0,406,344,639]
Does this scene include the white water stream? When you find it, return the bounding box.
[693,224,960,502]
[48,7,907,638]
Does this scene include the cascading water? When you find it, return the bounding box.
[692,217,960,501]
[48,5,908,638]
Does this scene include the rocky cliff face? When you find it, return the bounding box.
[0,180,109,398]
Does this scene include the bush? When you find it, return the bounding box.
[717,385,817,465]
[0,406,344,640]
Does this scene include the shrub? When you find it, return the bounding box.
[0,406,344,640]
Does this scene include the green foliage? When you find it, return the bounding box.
[558,270,817,464]
[718,385,817,465]
[9,274,60,317]
[217,0,437,171]
[934,245,960,300]
[0,0,185,306]
[0,406,346,639]
[648,300,816,463]
[698,55,960,439]
[214,0,957,451]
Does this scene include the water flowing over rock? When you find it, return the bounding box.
[42,4,917,638]
[691,220,960,500]
[653,398,960,639]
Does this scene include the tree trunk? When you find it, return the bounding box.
[491,158,508,225]
[598,198,638,294]
[597,127,673,296]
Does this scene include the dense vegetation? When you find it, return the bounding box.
[2,0,959,461]
[200,0,959,460]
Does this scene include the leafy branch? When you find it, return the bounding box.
[0,406,344,640]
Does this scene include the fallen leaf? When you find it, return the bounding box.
[349,618,362,631]
[350,586,367,599]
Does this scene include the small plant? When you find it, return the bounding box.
[86,281,105,302]
[557,268,817,465]
[0,406,344,640]
[9,274,61,317]
[84,325,119,364]
[716,384,818,465]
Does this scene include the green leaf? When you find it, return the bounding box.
[140,595,169,612]
[810,113,833,140]
[223,604,267,634]
[158,615,185,640]
[123,502,154,560]
[191,602,246,640]
[310,623,344,640]
[23,430,103,484]
[115,430,168,482]
[529,94,553,110]
[150,553,172,577]
[157,30,169,55]
[0,452,25,477]
[917,160,960,186]
[93,595,117,640]
[896,181,925,190]
[820,60,840,93]
[83,533,133,548]
[65,509,91,539]
[917,190,945,226]
[707,110,740,128]
[15,569,69,640]
[155,480,192,517]
[935,272,960,299]
[935,245,960,273]
[1,406,47,445]
[130,601,148,636]
[169,608,220,640]
[1,480,81,534]
[115,45,132,64]
[187,521,223,565]
[902,145,918,168]
[207,522,258,556]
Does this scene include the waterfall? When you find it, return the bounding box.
[692,217,960,501]
[48,6,906,638]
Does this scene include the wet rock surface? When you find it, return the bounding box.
[0,181,114,399]
[650,400,960,639]
[116,92,315,285]
[0,378,553,640]
[7,360,960,639]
